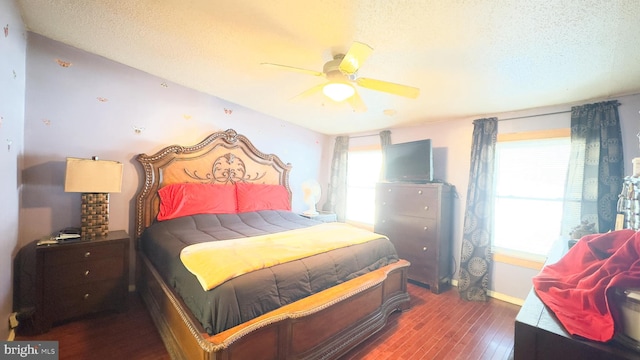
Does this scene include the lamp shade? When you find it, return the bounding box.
[64,157,123,193]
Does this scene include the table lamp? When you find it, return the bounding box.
[64,157,123,239]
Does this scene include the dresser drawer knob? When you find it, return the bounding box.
[423,226,429,231]
[424,206,429,211]
[418,190,422,195]
[388,188,392,192]
[84,251,91,258]
[83,293,90,300]
[422,246,428,251]
[84,270,90,276]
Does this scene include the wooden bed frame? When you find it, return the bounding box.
[134,129,411,360]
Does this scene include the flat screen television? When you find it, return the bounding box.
[384,139,433,183]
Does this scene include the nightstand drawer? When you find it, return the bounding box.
[50,279,124,322]
[43,242,124,266]
[46,257,124,288]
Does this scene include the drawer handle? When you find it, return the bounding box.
[422,246,428,251]
[84,251,91,258]
[418,190,422,195]
[382,219,386,223]
[423,226,429,231]
[424,206,429,211]
[84,270,90,276]
[382,201,386,206]
[83,293,90,300]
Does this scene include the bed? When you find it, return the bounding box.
[134,129,410,360]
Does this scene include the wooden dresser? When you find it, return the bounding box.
[374,182,453,294]
[34,230,129,333]
[514,239,640,360]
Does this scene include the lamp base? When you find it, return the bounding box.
[81,193,110,239]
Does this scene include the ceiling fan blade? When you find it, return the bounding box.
[261,63,324,77]
[346,90,367,112]
[289,83,325,101]
[339,42,373,75]
[356,77,420,99]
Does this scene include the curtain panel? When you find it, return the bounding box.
[322,136,349,222]
[561,100,624,235]
[458,118,497,302]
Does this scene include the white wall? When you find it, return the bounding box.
[343,93,640,301]
[0,0,26,341]
[20,33,329,288]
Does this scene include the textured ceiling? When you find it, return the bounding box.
[17,0,640,135]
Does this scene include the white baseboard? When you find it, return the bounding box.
[451,279,524,306]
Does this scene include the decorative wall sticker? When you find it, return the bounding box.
[42,119,51,126]
[4,24,8,37]
[56,59,72,68]
[224,108,233,115]
[183,114,192,120]
[96,97,108,102]
[160,82,168,88]
[133,126,145,134]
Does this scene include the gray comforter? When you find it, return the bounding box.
[139,210,399,335]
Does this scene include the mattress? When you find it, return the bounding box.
[139,210,399,335]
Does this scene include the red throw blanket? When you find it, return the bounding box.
[532,229,640,342]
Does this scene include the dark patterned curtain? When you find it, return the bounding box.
[561,100,624,235]
[458,118,497,302]
[379,130,392,180]
[322,136,349,222]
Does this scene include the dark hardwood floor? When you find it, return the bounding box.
[16,283,520,359]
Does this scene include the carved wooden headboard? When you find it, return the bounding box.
[134,129,292,239]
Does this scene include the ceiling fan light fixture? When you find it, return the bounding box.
[322,82,355,102]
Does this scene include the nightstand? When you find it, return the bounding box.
[301,211,337,223]
[34,230,129,333]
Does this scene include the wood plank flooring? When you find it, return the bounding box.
[16,283,520,359]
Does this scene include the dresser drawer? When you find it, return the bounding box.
[45,257,124,288]
[375,216,438,245]
[377,185,439,218]
[42,242,125,266]
[406,256,437,285]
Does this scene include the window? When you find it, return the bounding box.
[346,147,382,225]
[492,130,571,258]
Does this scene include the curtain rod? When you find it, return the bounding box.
[349,132,387,139]
[498,100,622,122]
[498,110,571,122]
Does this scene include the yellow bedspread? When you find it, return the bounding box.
[180,222,386,291]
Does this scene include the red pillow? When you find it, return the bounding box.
[236,183,291,212]
[157,183,237,221]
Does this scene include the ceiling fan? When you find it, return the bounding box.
[261,42,420,112]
